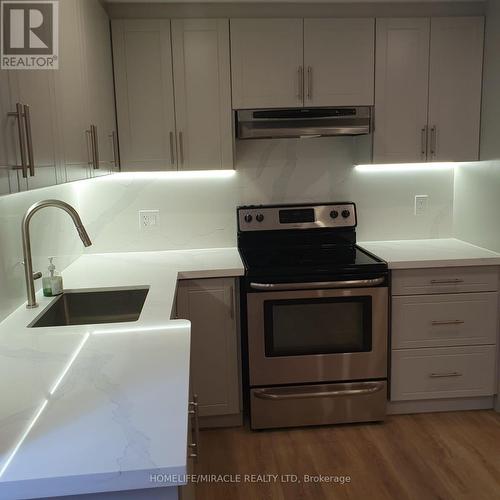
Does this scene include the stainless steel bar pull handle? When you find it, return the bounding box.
[421,126,428,160]
[297,66,304,102]
[254,382,385,401]
[169,131,175,166]
[429,372,462,378]
[23,105,35,177]
[91,125,99,169]
[307,66,312,100]
[178,131,184,166]
[430,278,464,285]
[188,394,200,461]
[430,125,437,160]
[250,277,385,291]
[110,131,120,170]
[431,320,465,326]
[8,103,28,178]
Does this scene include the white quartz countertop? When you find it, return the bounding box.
[0,248,244,500]
[358,238,500,269]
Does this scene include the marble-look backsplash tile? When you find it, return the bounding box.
[77,137,454,254]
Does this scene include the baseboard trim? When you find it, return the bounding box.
[199,413,243,429]
[387,396,495,415]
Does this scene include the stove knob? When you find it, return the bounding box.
[330,210,339,219]
[342,209,351,219]
[256,214,265,223]
[244,214,253,223]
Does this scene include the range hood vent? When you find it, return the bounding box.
[236,106,372,140]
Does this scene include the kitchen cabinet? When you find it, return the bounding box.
[0,0,117,194]
[81,0,119,176]
[176,278,241,426]
[0,71,18,195]
[230,18,375,109]
[230,19,303,109]
[113,18,233,171]
[56,0,92,183]
[7,71,59,190]
[390,266,498,406]
[374,17,484,164]
[112,19,176,171]
[303,19,375,107]
[427,17,484,162]
[171,19,233,170]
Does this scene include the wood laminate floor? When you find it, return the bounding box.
[195,410,500,500]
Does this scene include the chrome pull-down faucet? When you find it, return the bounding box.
[22,200,92,309]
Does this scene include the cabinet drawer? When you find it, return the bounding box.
[391,346,497,401]
[392,292,498,349]
[392,267,498,296]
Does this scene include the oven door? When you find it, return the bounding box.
[247,283,388,386]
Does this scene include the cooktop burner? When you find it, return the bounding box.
[237,202,387,280]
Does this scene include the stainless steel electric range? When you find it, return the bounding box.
[237,202,389,430]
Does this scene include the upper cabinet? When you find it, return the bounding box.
[374,17,484,164]
[230,18,375,109]
[171,19,233,170]
[303,19,375,107]
[0,0,117,195]
[427,17,484,162]
[5,71,59,191]
[80,0,118,176]
[112,20,176,171]
[230,19,304,109]
[112,18,233,171]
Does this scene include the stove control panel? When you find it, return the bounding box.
[238,203,357,231]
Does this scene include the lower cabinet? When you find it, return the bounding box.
[176,278,241,427]
[390,266,499,408]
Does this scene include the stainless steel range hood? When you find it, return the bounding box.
[236,106,372,140]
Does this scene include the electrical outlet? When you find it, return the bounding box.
[139,210,160,230]
[414,195,429,216]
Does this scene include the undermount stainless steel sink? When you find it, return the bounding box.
[29,287,149,328]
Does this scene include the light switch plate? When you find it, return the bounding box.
[139,210,160,230]
[414,195,429,216]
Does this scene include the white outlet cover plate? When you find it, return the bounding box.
[139,210,160,230]
[414,195,429,216]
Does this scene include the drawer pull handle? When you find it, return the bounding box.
[430,279,464,285]
[431,320,465,326]
[429,372,463,378]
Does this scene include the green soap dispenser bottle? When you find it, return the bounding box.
[42,257,63,297]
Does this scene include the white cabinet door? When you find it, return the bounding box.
[304,19,375,107]
[0,71,19,195]
[176,278,241,419]
[112,19,177,171]
[81,0,117,177]
[55,0,91,184]
[428,17,484,162]
[172,19,233,170]
[230,19,304,109]
[8,71,58,189]
[373,18,430,164]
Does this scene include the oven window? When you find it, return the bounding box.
[264,297,372,357]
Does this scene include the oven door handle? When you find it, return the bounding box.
[253,382,385,401]
[249,277,385,291]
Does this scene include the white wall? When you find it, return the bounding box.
[0,183,83,322]
[454,162,500,252]
[453,0,500,252]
